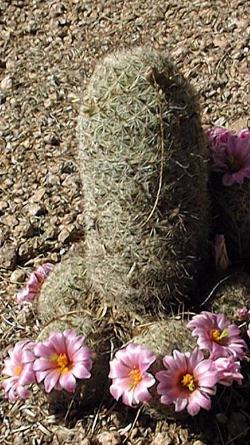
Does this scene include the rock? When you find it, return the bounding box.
[151,433,172,445]
[43,226,58,240]
[18,242,34,262]
[46,173,60,186]
[26,21,39,34]
[53,426,74,443]
[30,188,46,202]
[3,214,18,227]
[96,431,121,445]
[44,133,61,146]
[76,439,90,445]
[10,269,26,283]
[0,93,6,104]
[13,221,34,238]
[57,225,76,243]
[0,244,17,270]
[0,227,9,246]
[0,200,8,213]
[1,75,12,91]
[28,203,46,216]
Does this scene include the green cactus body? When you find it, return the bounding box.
[38,257,112,407]
[78,48,209,314]
[132,319,196,356]
[211,273,250,322]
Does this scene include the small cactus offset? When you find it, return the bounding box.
[131,319,197,420]
[211,273,250,322]
[132,318,196,358]
[37,256,114,407]
[78,47,210,314]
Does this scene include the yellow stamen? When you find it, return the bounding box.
[129,368,143,390]
[181,373,196,392]
[14,366,22,377]
[211,328,229,344]
[50,352,71,373]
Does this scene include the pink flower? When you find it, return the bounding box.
[238,128,250,142]
[109,343,156,407]
[156,349,218,416]
[17,263,54,304]
[207,127,231,148]
[1,341,36,402]
[208,127,250,186]
[213,356,243,386]
[33,330,92,393]
[214,234,230,272]
[235,307,250,321]
[187,311,246,360]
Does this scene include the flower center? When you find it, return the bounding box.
[14,366,22,377]
[50,352,72,373]
[181,373,196,392]
[211,328,229,345]
[227,155,243,173]
[129,368,143,389]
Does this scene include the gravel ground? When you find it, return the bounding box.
[0,0,249,444]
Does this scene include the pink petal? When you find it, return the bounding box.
[17,289,30,304]
[175,397,188,412]
[198,371,218,388]
[2,377,17,392]
[188,348,204,370]
[72,363,91,380]
[2,361,15,377]
[44,369,60,393]
[109,376,132,401]
[33,358,54,372]
[27,274,39,289]
[34,342,54,358]
[66,336,83,354]
[231,172,245,184]
[71,346,91,362]
[49,332,66,354]
[142,372,155,389]
[190,390,211,411]
[194,359,213,376]
[35,370,49,383]
[59,372,76,393]
[109,359,130,379]
[110,381,124,401]
[8,387,18,402]
[16,385,30,400]
[161,388,180,403]
[116,344,141,368]
[22,350,35,363]
[133,385,151,404]
[122,388,135,407]
[172,350,187,371]
[138,350,156,373]
[187,399,202,416]
[19,366,35,385]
